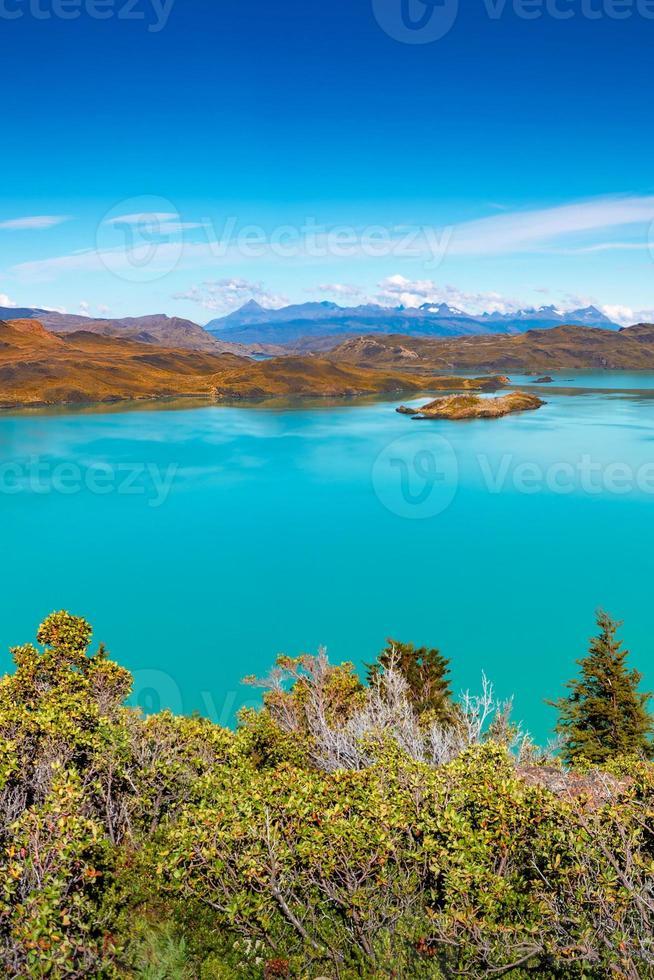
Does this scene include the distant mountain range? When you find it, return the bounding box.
[0,301,621,355]
[5,312,654,409]
[205,300,620,345]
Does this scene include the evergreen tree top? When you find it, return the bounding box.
[551,611,653,766]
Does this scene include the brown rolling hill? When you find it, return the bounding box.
[47,312,244,354]
[0,306,247,354]
[326,324,654,373]
[0,319,449,409]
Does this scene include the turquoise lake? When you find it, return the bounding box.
[1,372,654,743]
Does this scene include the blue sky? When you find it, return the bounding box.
[1,0,654,323]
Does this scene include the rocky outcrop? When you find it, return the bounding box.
[401,391,545,420]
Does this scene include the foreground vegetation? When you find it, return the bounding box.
[0,613,653,978]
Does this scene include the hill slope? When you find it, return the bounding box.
[0,307,242,354]
[0,319,431,409]
[327,324,654,373]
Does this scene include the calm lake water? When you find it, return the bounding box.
[1,372,654,743]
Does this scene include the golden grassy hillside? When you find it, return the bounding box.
[0,319,450,409]
[328,324,654,373]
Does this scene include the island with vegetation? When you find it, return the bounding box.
[397,390,545,420]
[1,609,653,977]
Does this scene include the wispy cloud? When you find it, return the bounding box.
[0,215,71,231]
[545,242,652,255]
[104,212,179,225]
[12,243,187,281]
[173,278,289,314]
[9,194,654,294]
[375,275,523,314]
[314,277,523,316]
[446,195,654,255]
[314,283,368,302]
[103,212,203,235]
[601,304,654,326]
[12,248,118,280]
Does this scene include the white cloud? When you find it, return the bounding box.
[375,275,523,315]
[14,192,654,286]
[173,278,289,315]
[12,243,182,281]
[552,242,651,254]
[0,215,71,231]
[12,240,231,281]
[103,212,203,236]
[77,301,111,318]
[446,195,654,255]
[311,277,527,315]
[0,292,16,307]
[602,305,633,325]
[104,212,179,225]
[314,283,368,302]
[602,305,654,326]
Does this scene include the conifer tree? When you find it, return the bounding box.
[367,638,454,723]
[551,611,653,765]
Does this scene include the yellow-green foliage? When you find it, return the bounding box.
[0,614,654,978]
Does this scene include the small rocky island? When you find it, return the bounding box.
[531,376,555,384]
[397,391,545,420]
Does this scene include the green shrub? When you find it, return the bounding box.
[1,613,653,977]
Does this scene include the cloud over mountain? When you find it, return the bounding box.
[174,278,289,314]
